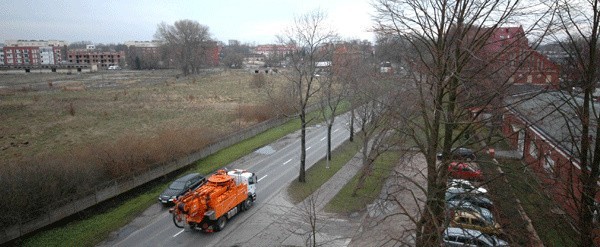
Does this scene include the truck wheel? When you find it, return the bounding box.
[215,216,227,231]
[173,213,185,228]
[243,197,253,210]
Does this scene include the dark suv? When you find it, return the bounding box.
[437,148,476,161]
[158,173,206,205]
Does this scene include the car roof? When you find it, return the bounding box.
[449,179,472,184]
[455,147,474,153]
[175,173,202,182]
[445,227,484,237]
[452,209,485,220]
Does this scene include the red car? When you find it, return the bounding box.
[448,162,483,181]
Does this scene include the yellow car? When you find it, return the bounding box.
[449,210,503,236]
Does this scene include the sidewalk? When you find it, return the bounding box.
[279,149,365,246]
[278,149,426,247]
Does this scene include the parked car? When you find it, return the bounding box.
[448,162,483,181]
[158,173,206,204]
[447,200,495,224]
[443,227,508,246]
[446,188,494,210]
[449,210,503,235]
[437,147,477,161]
[448,179,487,194]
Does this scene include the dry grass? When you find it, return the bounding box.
[0,69,291,226]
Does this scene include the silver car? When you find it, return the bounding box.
[443,227,508,246]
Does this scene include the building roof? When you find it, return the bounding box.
[505,90,598,158]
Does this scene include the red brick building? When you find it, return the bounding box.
[501,91,600,243]
[485,26,560,88]
[3,46,40,65]
[254,44,296,58]
[67,50,125,68]
[2,40,66,66]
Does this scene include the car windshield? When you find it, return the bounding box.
[169,181,186,190]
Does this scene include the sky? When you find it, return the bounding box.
[0,0,376,45]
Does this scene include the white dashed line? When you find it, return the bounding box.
[173,229,184,237]
[320,137,327,141]
[258,175,268,182]
[283,159,292,165]
[306,146,312,150]
[333,128,339,133]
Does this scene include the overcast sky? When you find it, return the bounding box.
[0,0,375,45]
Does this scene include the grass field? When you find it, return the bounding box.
[1,69,280,163]
[0,69,295,231]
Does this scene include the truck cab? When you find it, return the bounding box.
[228,169,257,201]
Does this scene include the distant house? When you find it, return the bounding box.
[254,44,296,58]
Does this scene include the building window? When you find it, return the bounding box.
[529,140,538,159]
[544,153,555,173]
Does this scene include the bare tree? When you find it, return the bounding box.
[550,0,600,245]
[278,10,338,182]
[318,73,342,165]
[154,19,213,76]
[318,42,361,164]
[374,0,549,245]
[221,43,250,69]
[336,40,376,143]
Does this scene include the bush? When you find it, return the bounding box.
[0,127,219,228]
[250,73,266,88]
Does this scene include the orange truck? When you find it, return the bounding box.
[170,169,257,232]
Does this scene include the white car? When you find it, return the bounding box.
[448,179,487,194]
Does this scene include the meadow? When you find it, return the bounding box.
[0,69,289,227]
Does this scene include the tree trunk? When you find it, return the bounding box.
[349,108,355,142]
[327,123,332,161]
[299,110,307,183]
[352,136,371,196]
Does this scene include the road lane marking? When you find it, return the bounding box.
[306,146,312,150]
[173,229,184,237]
[333,128,339,133]
[320,137,326,141]
[258,175,268,182]
[283,159,292,165]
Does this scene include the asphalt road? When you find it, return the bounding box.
[99,114,353,247]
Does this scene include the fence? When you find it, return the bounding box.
[0,116,290,244]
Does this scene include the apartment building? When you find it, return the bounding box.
[2,40,66,66]
[67,50,125,68]
[3,46,40,65]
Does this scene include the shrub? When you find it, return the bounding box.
[0,127,220,228]
[250,73,266,88]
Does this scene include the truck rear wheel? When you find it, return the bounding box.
[214,216,227,231]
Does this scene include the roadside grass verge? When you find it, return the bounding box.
[324,150,400,214]
[20,106,350,246]
[480,156,579,246]
[21,184,165,247]
[287,137,363,204]
[477,127,579,246]
[477,155,532,246]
